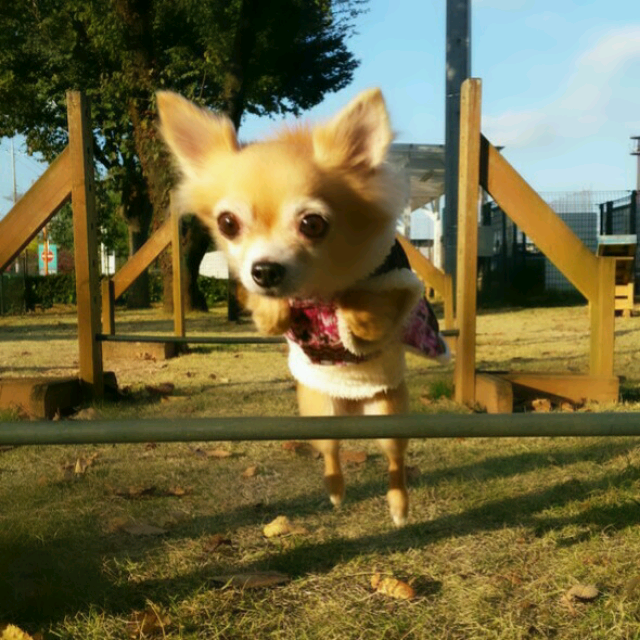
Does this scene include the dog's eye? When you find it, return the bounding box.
[299,213,328,240]
[217,212,240,239]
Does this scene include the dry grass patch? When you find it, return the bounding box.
[2,303,640,638]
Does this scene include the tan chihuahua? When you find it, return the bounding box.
[157,88,447,526]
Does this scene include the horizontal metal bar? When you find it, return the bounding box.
[97,334,286,345]
[97,327,460,346]
[1,412,639,446]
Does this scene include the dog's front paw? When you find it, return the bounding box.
[339,307,394,342]
[248,294,291,335]
[337,289,401,342]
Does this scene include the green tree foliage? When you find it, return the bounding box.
[0,0,365,308]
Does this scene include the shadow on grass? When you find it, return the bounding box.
[1,439,639,628]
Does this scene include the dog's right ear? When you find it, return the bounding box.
[157,92,238,177]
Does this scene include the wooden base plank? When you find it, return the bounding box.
[102,340,186,362]
[0,377,81,419]
[475,373,514,413]
[0,373,118,419]
[502,372,619,405]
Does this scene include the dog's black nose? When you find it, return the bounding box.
[251,261,286,288]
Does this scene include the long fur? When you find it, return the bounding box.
[157,88,421,526]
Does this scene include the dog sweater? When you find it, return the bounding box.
[285,240,449,399]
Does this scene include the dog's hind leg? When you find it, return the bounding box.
[365,382,410,527]
[297,383,345,507]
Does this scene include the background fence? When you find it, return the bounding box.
[480,190,638,302]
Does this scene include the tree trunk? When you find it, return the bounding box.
[126,226,151,309]
[121,166,153,309]
[184,217,211,311]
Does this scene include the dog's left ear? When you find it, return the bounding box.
[312,88,393,173]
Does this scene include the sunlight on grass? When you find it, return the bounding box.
[1,304,640,638]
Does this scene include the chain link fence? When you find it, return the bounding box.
[480,190,638,303]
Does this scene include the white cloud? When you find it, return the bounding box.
[578,25,640,75]
[483,25,640,151]
[473,0,529,9]
[482,110,556,148]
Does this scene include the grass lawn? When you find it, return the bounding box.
[1,302,640,639]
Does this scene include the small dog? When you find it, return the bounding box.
[157,88,447,526]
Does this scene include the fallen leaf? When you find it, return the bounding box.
[155,509,190,528]
[105,517,129,533]
[204,448,233,459]
[210,571,289,589]
[145,383,174,396]
[0,623,37,640]
[203,534,233,553]
[531,398,551,412]
[160,395,185,403]
[166,486,190,497]
[405,465,421,482]
[112,485,157,499]
[126,606,171,638]
[282,441,315,457]
[263,515,308,538]
[566,584,599,602]
[242,465,258,478]
[72,407,100,420]
[341,450,368,464]
[122,522,167,536]
[371,573,416,600]
[625,576,640,597]
[74,453,98,475]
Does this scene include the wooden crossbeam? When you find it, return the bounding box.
[0,148,71,271]
[396,234,454,329]
[112,218,172,299]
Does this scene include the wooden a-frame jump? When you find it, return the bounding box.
[454,78,618,412]
[0,84,620,417]
[0,92,103,404]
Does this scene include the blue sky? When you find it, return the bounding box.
[2,0,640,218]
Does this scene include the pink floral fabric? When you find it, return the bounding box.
[286,299,371,365]
[286,294,446,365]
[402,297,447,359]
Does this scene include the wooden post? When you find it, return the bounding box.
[590,257,616,377]
[171,196,185,338]
[101,279,115,335]
[67,91,104,398]
[454,78,482,406]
